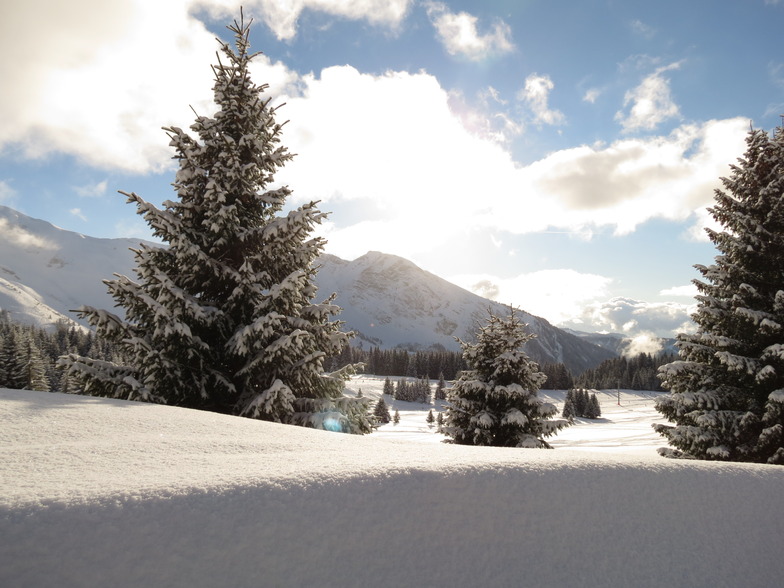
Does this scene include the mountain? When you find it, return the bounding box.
[317,252,615,373]
[0,205,144,330]
[0,205,615,373]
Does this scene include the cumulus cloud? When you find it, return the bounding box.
[623,332,665,357]
[198,0,412,41]
[0,0,299,174]
[525,117,748,233]
[562,296,696,337]
[518,74,565,126]
[616,62,682,132]
[274,60,747,258]
[425,2,514,61]
[448,269,613,326]
[0,2,752,262]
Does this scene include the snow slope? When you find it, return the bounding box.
[0,205,145,329]
[2,383,783,588]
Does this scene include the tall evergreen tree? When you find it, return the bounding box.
[444,308,567,448]
[655,124,784,464]
[59,15,370,434]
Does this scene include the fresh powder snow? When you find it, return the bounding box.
[2,377,784,587]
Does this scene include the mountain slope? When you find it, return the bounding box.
[318,252,615,373]
[0,205,614,373]
[0,205,142,329]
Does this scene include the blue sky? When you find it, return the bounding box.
[1,0,783,343]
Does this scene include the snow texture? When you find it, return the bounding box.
[2,380,784,588]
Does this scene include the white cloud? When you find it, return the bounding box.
[73,180,108,198]
[198,0,412,41]
[624,332,664,356]
[0,180,16,203]
[582,88,601,104]
[0,0,300,174]
[518,74,565,126]
[630,19,656,40]
[449,88,524,145]
[425,2,514,61]
[0,3,752,262]
[448,269,612,326]
[525,118,748,234]
[0,218,56,250]
[616,62,682,132]
[563,296,695,337]
[660,284,698,297]
[274,62,747,258]
[69,208,88,222]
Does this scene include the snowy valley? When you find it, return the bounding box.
[2,380,783,587]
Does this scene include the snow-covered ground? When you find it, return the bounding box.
[2,377,783,587]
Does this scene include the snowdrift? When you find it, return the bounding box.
[2,388,783,587]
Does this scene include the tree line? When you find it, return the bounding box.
[0,312,114,393]
[575,352,677,391]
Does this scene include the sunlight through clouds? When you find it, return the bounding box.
[448,269,613,327]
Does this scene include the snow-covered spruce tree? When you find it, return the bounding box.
[655,124,784,463]
[373,396,391,424]
[59,16,370,434]
[444,308,567,447]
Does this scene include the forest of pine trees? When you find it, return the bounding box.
[328,345,466,381]
[0,312,114,393]
[576,352,676,391]
[562,388,602,420]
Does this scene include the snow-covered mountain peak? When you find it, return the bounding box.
[0,206,615,372]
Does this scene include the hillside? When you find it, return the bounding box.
[2,386,783,588]
[0,205,614,373]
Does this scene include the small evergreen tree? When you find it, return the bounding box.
[444,308,568,447]
[373,396,391,424]
[436,411,444,431]
[562,389,576,420]
[58,15,370,433]
[426,409,435,426]
[655,124,784,463]
[435,372,447,400]
[393,409,400,425]
[572,388,587,417]
[585,393,601,419]
[383,376,395,396]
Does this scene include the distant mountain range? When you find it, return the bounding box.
[0,205,616,374]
